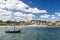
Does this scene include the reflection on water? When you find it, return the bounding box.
[0,26,60,40]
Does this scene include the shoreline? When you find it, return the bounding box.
[0,25,60,27]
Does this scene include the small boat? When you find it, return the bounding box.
[5,30,21,33]
[5,20,21,33]
[5,26,21,33]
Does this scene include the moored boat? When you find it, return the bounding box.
[5,20,21,33]
[5,30,21,33]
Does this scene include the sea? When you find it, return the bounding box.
[0,26,60,40]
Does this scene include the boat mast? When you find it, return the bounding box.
[14,19,16,31]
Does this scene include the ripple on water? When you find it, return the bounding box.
[0,26,60,40]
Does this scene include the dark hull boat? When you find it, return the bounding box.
[5,30,21,33]
[5,20,21,33]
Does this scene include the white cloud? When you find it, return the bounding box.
[4,0,29,10]
[0,0,6,3]
[0,8,12,21]
[15,1,29,10]
[40,14,50,18]
[51,16,56,19]
[4,0,28,10]
[0,4,6,8]
[51,14,56,19]
[0,15,11,21]
[55,12,60,16]
[0,0,47,13]
[5,3,16,9]
[0,0,48,21]
[14,12,35,20]
[25,7,47,13]
[0,0,6,8]
[49,14,56,19]
[14,12,26,17]
[27,14,35,18]
[0,9,12,16]
[27,14,35,20]
[52,15,55,16]
[6,0,19,3]
[5,0,18,9]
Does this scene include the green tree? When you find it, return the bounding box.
[0,20,3,23]
[6,20,11,23]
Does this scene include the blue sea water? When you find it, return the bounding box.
[0,26,60,40]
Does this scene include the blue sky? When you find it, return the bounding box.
[22,0,60,13]
[0,0,60,21]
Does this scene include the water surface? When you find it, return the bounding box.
[0,26,60,40]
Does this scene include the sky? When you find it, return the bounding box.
[0,0,60,21]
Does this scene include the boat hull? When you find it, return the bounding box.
[5,30,21,33]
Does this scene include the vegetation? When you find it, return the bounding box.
[0,20,60,26]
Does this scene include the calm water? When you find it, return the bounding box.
[0,26,60,40]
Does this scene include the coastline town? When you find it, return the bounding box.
[0,20,60,26]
